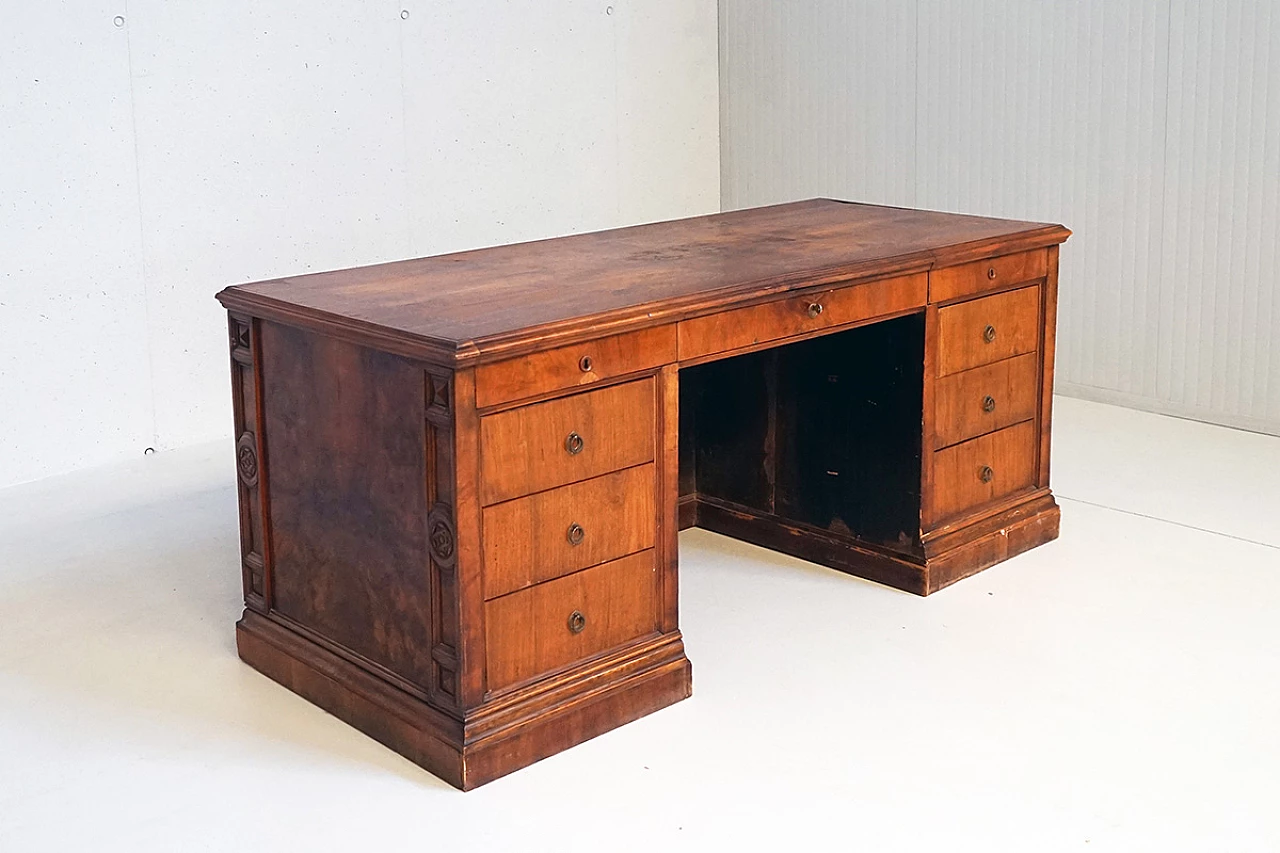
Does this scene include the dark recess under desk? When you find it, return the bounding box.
[680,312,925,559]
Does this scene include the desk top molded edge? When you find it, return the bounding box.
[215,199,1070,367]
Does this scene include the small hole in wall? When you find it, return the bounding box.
[144,447,156,456]
[606,6,613,15]
[113,15,125,27]
[400,9,410,19]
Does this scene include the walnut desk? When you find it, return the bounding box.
[216,200,1070,789]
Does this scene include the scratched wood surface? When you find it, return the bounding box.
[217,200,1068,356]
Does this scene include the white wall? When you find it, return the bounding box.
[0,0,720,489]
[721,0,1280,436]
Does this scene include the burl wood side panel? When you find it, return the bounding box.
[259,322,437,693]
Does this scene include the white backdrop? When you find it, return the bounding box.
[720,0,1280,437]
[0,0,720,488]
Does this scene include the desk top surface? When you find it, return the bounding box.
[217,200,1069,360]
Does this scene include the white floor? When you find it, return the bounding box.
[1,397,1278,852]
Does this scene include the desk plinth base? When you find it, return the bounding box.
[236,610,692,790]
[690,490,1060,596]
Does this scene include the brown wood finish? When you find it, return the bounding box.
[484,550,659,693]
[259,321,437,692]
[216,199,1068,790]
[930,248,1048,303]
[218,200,1069,365]
[482,464,656,600]
[933,352,1040,448]
[677,271,926,361]
[930,420,1039,522]
[936,285,1041,376]
[476,325,676,408]
[478,378,655,505]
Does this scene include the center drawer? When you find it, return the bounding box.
[677,272,926,361]
[479,378,655,505]
[485,550,659,693]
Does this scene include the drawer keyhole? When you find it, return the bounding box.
[565,432,585,455]
[807,302,824,318]
[982,395,996,413]
[987,267,998,280]
[579,355,593,373]
[568,610,587,634]
[982,324,997,344]
[567,523,585,545]
[979,465,994,484]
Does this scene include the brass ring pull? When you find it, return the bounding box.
[983,324,997,343]
[579,355,593,373]
[807,302,824,318]
[982,395,996,413]
[565,432,584,455]
[987,267,998,280]
[979,465,994,484]
[568,610,586,634]
[567,523,585,545]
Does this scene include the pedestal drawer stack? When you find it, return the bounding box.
[477,377,662,694]
[929,250,1048,523]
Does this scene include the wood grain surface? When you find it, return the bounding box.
[217,200,1068,361]
[479,378,655,505]
[482,464,656,600]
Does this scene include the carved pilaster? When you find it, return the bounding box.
[228,314,270,612]
[425,369,460,707]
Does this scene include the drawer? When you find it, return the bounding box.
[485,550,658,692]
[936,285,1040,376]
[480,378,654,505]
[678,272,926,361]
[483,464,656,599]
[934,352,1039,448]
[475,325,676,408]
[931,420,1038,521]
[930,249,1048,303]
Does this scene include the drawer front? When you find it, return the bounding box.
[931,420,1038,521]
[934,352,1040,448]
[678,272,926,361]
[475,325,676,408]
[485,550,658,692]
[480,378,655,505]
[483,464,655,599]
[937,285,1040,376]
[930,249,1048,303]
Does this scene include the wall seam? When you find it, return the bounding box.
[121,0,161,452]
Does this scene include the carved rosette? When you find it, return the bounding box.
[427,505,457,568]
[236,432,260,487]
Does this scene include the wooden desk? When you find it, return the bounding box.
[216,200,1070,789]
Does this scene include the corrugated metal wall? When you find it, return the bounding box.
[721,0,1280,435]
